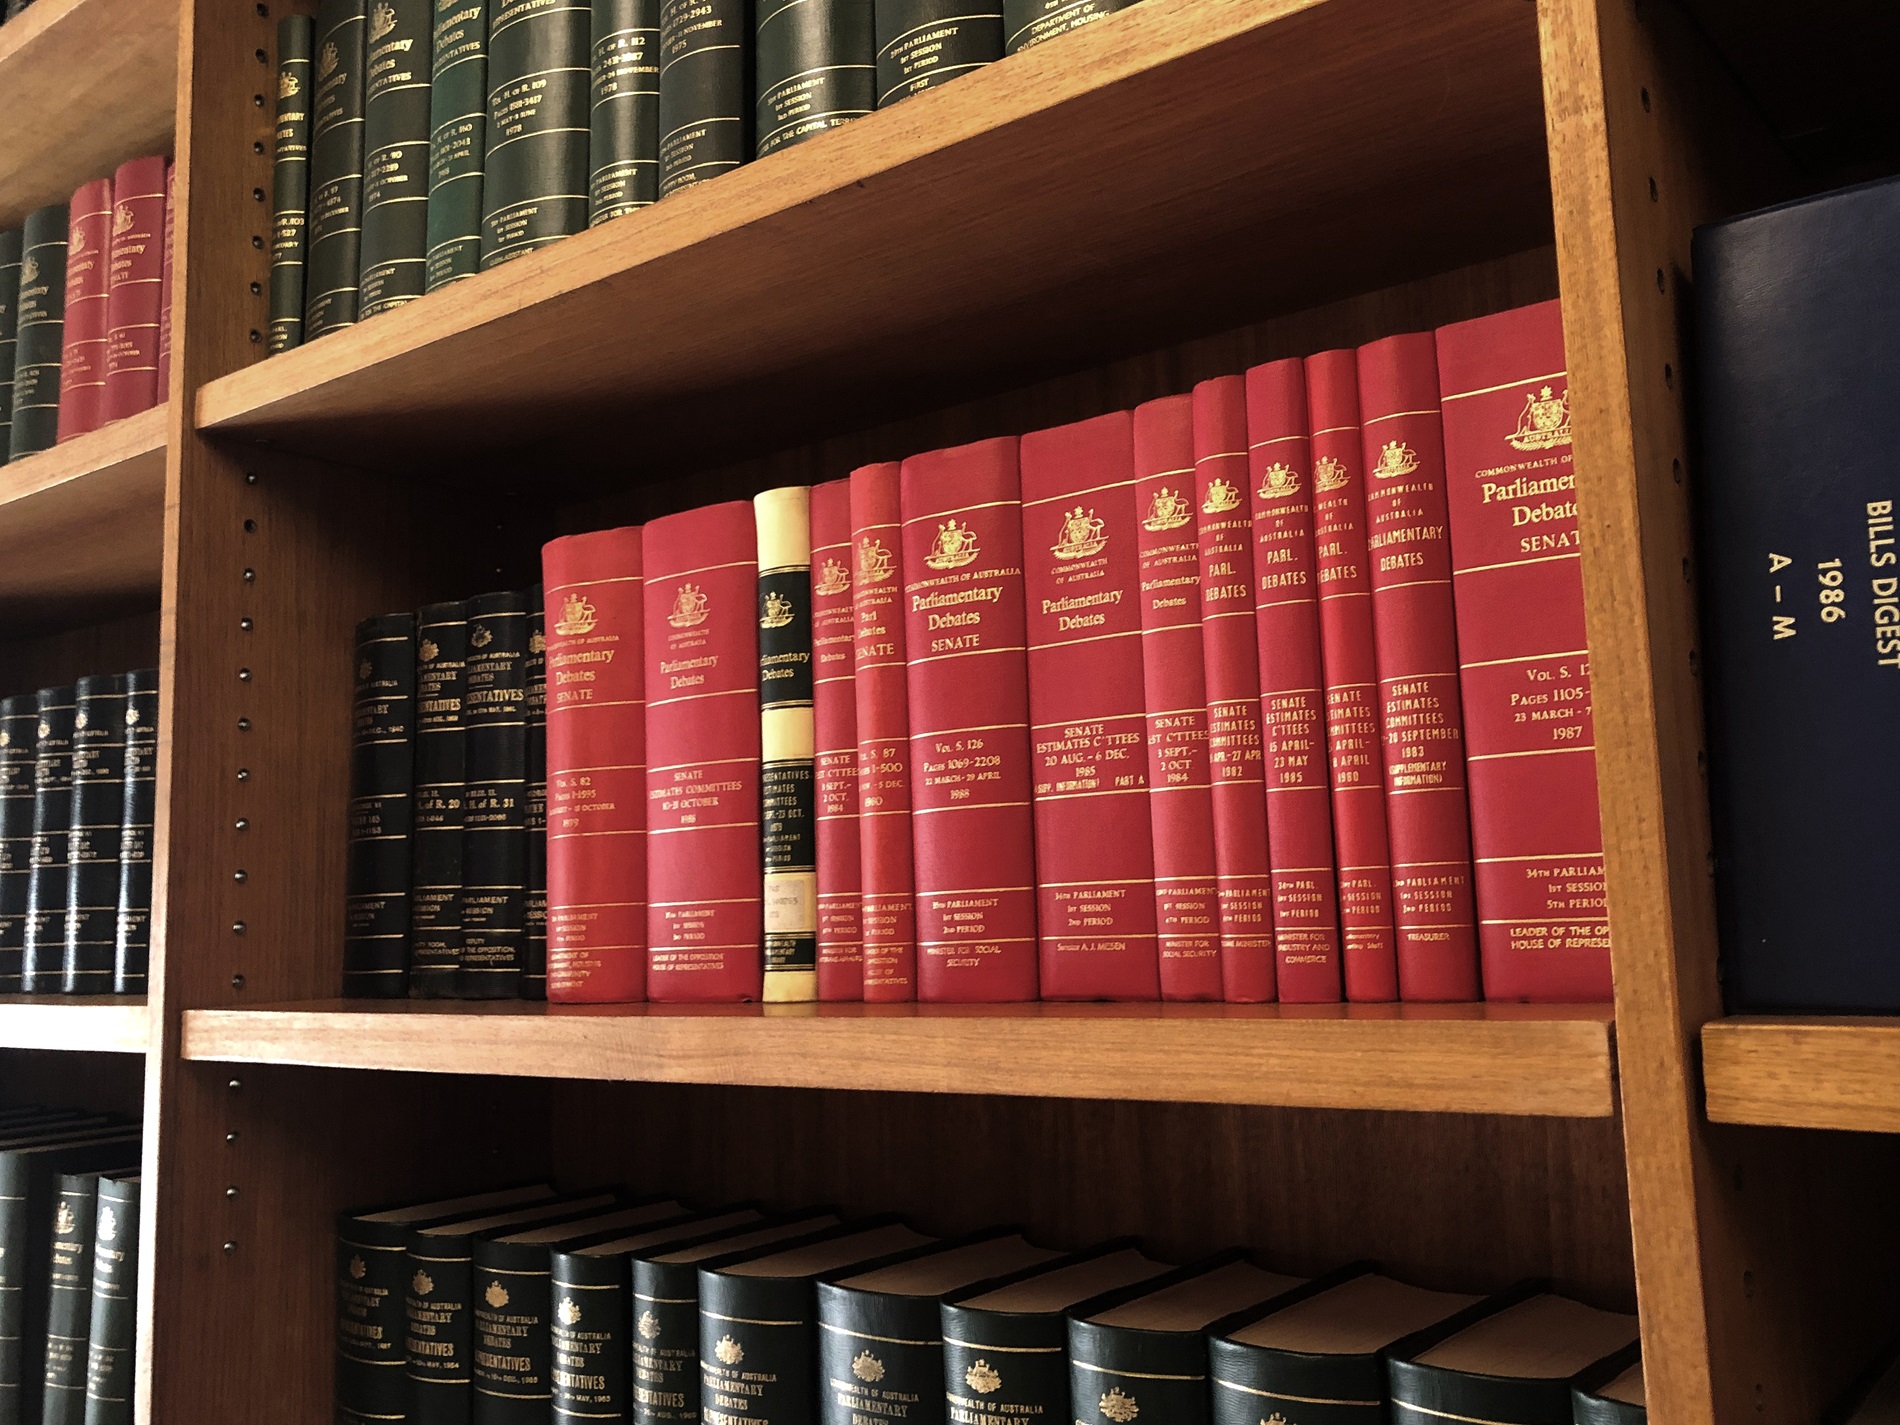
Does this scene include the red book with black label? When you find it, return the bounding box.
[1132,395,1222,1000]
[811,478,864,1000]
[1192,375,1275,1003]
[56,179,113,441]
[902,437,1039,1002]
[1021,412,1160,999]
[101,156,168,423]
[1358,332,1480,1001]
[1436,299,1609,1001]
[643,502,763,1001]
[542,525,648,1002]
[156,162,175,403]
[1246,358,1343,1002]
[1307,349,1399,1002]
[851,461,917,1001]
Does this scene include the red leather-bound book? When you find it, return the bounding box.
[1132,395,1221,1000]
[156,163,175,403]
[811,478,864,1000]
[902,437,1039,1002]
[643,502,763,1001]
[101,156,168,423]
[1306,349,1398,1001]
[1437,299,1609,1001]
[1192,375,1275,1003]
[1245,358,1343,1002]
[851,461,917,1001]
[1358,332,1480,1001]
[1021,412,1160,999]
[56,180,113,441]
[542,525,648,1003]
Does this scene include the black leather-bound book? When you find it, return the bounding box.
[80,1171,139,1425]
[461,591,530,998]
[427,0,490,289]
[1693,173,1900,1011]
[345,613,417,997]
[270,15,316,352]
[410,604,468,999]
[754,0,872,157]
[63,675,126,996]
[113,670,158,995]
[1571,1347,1645,1425]
[0,693,37,990]
[306,0,370,338]
[42,1171,127,1425]
[481,0,591,268]
[21,686,76,995]
[0,227,23,459]
[1002,0,1132,55]
[658,0,748,196]
[9,204,67,460]
[873,0,998,107]
[359,0,435,316]
[523,596,548,1000]
[589,0,661,224]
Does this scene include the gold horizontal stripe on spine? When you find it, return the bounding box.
[1071,1359,1202,1382]
[1033,628,1139,649]
[1465,746,1593,761]
[1392,1402,1515,1425]
[1213,1378,1380,1408]
[632,1294,696,1304]
[650,755,756,773]
[1032,786,1147,803]
[909,721,1023,737]
[941,1337,1063,1354]
[548,828,646,840]
[1031,711,1142,729]
[817,1323,936,1346]
[645,558,753,582]
[1454,551,1580,576]
[1460,648,1589,669]
[701,1312,801,1327]
[1023,474,1139,507]
[1475,852,1604,863]
[648,687,756,708]
[547,574,643,592]
[649,821,757,834]
[1442,368,1567,402]
[913,645,1028,663]
[1362,408,1439,425]
[1481,916,1607,925]
[912,800,1029,815]
[902,498,1017,522]
[1375,577,1453,594]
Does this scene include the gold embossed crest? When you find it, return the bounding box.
[1312,455,1349,493]
[418,638,439,663]
[529,630,546,654]
[0,729,8,748]
[318,40,339,78]
[1256,462,1301,501]
[469,624,494,650]
[557,1297,582,1327]
[348,1256,367,1281]
[279,68,301,99]
[1051,506,1107,561]
[555,593,597,636]
[412,1269,434,1296]
[925,519,979,570]
[668,583,709,630]
[851,1350,885,1383]
[357,659,373,681]
[714,1334,744,1366]
[1371,440,1419,480]
[37,719,51,740]
[484,1280,510,1309]
[759,590,795,630]
[637,1310,661,1341]
[125,704,141,727]
[1264,1414,1289,1425]
[1141,487,1190,532]
[857,535,895,584]
[113,203,135,237]
[19,256,37,287]
[73,710,88,731]
[97,1207,117,1243]
[1099,1387,1139,1422]
[1201,477,1241,515]
[965,1360,1001,1395]
[369,1,397,41]
[71,226,85,257]
[1507,384,1572,451]
[815,556,851,596]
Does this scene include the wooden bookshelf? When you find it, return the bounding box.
[1703,1017,1900,1133]
[0,997,148,1054]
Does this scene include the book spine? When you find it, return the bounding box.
[631,1258,703,1425]
[63,676,127,995]
[1207,1334,1386,1425]
[590,0,662,223]
[525,598,549,999]
[1192,375,1275,1003]
[270,16,316,352]
[657,0,748,196]
[1002,0,1131,54]
[112,671,158,994]
[757,487,818,1003]
[41,1175,99,1425]
[1246,358,1343,1002]
[543,527,648,1003]
[1020,412,1160,999]
[8,204,67,459]
[755,0,873,157]
[873,0,999,107]
[811,479,863,1000]
[482,0,591,268]
[1436,299,1609,1001]
[406,1234,477,1423]
[344,614,417,997]
[643,503,763,1001]
[155,167,173,402]
[338,1222,412,1425]
[698,1274,815,1425]
[462,592,531,997]
[1305,348,1398,1002]
[0,228,20,461]
[817,1289,942,1425]
[940,1307,1068,1423]
[1131,395,1221,1000]
[409,602,468,997]
[900,437,1039,1002]
[427,0,489,290]
[0,696,36,991]
[550,1250,628,1422]
[100,158,168,421]
[308,0,370,336]
[22,686,76,995]
[56,181,112,442]
[359,0,435,316]
[1358,332,1479,1001]
[472,1242,561,1424]
[849,462,916,1001]
[80,1179,138,1425]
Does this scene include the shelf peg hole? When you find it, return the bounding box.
[251,235,264,249]
[249,282,261,295]
[235,818,249,831]
[1663,363,1674,388]
[255,47,268,62]
[1672,457,1683,485]
[1649,176,1659,202]
[233,869,249,883]
[225,1186,240,1199]
[1640,86,1651,112]
[231,973,246,990]
[237,667,252,681]
[249,329,262,343]
[228,1078,241,1092]
[232,921,247,935]
[238,717,252,731]
[223,1241,238,1254]
[237,768,250,782]
[252,141,265,155]
[239,617,254,631]
[253,93,265,108]
[1656,268,1665,292]
[244,567,256,582]
[225,1131,239,1143]
[253,187,266,203]
[244,518,257,533]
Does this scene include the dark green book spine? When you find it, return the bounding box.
[112,670,158,995]
[406,1241,473,1425]
[344,613,417,997]
[306,0,370,338]
[697,1272,819,1425]
[80,1176,138,1425]
[481,0,591,269]
[523,598,548,1000]
[631,1257,702,1425]
[550,1250,628,1423]
[427,0,489,290]
[359,0,436,315]
[9,204,67,461]
[338,1219,414,1425]
[1001,0,1131,55]
[817,1284,946,1425]
[472,1240,562,1424]
[410,602,468,998]
[0,695,37,991]
[21,686,76,995]
[657,0,747,196]
[0,228,22,462]
[873,0,997,107]
[270,16,316,353]
[461,592,529,997]
[754,0,872,157]
[63,676,126,996]
[41,1174,101,1425]
[589,0,660,223]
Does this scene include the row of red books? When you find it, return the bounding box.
[541,297,1608,1004]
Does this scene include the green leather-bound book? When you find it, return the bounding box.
[589,0,660,224]
[657,0,747,196]
[0,229,22,462]
[460,590,530,997]
[874,0,998,107]
[358,0,434,315]
[1003,0,1134,55]
[480,0,590,269]
[755,0,872,157]
[269,16,315,352]
[306,0,370,337]
[8,204,66,460]
[79,1173,139,1425]
[522,596,547,1000]
[427,0,489,289]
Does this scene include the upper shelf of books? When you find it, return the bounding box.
[194,0,1553,473]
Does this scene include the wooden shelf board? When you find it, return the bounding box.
[194,0,1551,475]
[1703,1016,1900,1133]
[0,0,179,226]
[0,404,168,635]
[180,1000,1617,1117]
[0,996,148,1054]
